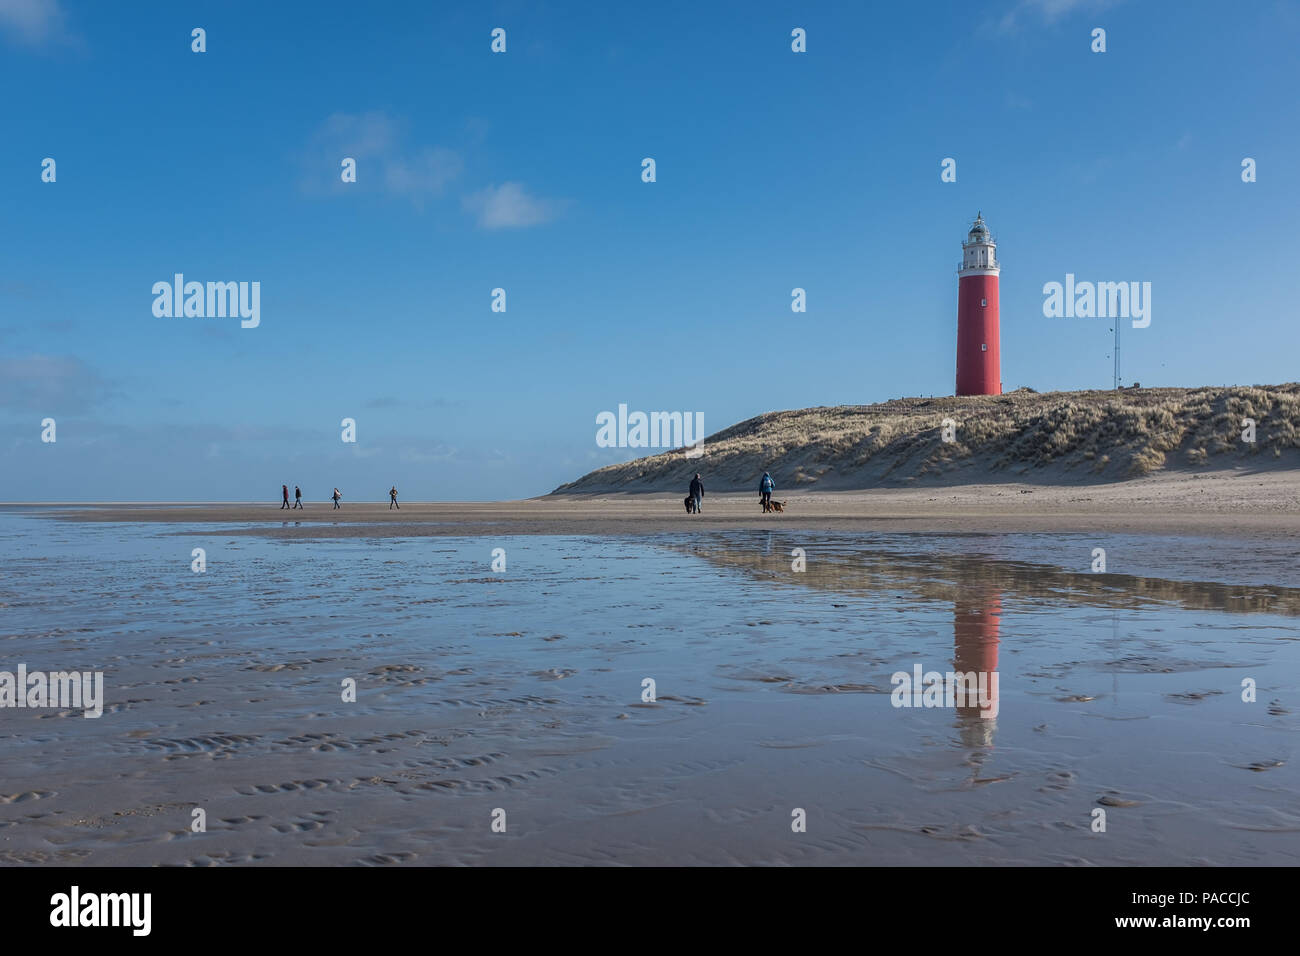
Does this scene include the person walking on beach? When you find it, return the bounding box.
[293,485,303,509]
[281,484,290,509]
[689,473,704,515]
[759,472,775,512]
[332,487,342,509]
[389,485,399,509]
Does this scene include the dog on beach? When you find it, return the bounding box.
[684,495,695,514]
[760,497,788,513]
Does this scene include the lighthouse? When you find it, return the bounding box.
[955,213,1001,396]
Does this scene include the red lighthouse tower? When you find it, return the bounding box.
[955,213,1001,396]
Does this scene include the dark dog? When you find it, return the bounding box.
[684,495,695,514]
[770,500,787,513]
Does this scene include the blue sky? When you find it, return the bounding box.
[2,0,1298,501]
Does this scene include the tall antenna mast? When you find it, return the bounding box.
[1113,319,1121,390]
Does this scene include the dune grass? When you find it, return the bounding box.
[553,385,1300,494]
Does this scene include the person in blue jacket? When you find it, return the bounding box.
[689,473,704,514]
[759,472,775,511]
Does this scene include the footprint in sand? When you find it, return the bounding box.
[0,790,56,804]
[1240,760,1285,772]
[357,851,417,866]
[1097,793,1143,807]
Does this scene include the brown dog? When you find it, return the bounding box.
[769,500,787,513]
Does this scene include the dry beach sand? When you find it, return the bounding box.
[34,468,1300,540]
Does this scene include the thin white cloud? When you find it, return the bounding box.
[999,0,1122,31]
[384,147,463,198]
[0,354,112,412]
[364,395,460,410]
[316,111,399,159]
[462,181,564,230]
[0,0,68,46]
[1004,91,1034,111]
[397,443,461,464]
[300,112,462,204]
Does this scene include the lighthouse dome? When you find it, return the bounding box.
[968,213,990,240]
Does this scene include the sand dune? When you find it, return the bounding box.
[553,385,1300,495]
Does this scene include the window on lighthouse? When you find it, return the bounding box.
[981,298,987,307]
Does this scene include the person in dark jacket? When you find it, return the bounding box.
[759,472,775,511]
[293,485,303,509]
[281,484,290,509]
[689,474,704,515]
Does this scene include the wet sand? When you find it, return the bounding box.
[23,468,1300,542]
[2,473,1298,866]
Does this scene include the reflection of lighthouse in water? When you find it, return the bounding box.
[953,588,1002,748]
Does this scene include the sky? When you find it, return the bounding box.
[2,0,1298,501]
